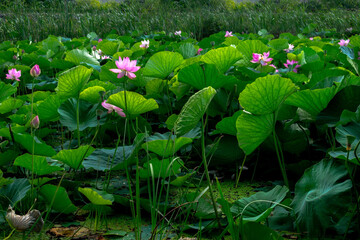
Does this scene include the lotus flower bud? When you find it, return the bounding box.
[31,115,40,129]
[30,65,41,78]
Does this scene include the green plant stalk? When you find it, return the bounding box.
[30,77,35,200]
[38,172,67,240]
[105,125,121,191]
[235,155,247,188]
[4,229,15,240]
[201,115,221,228]
[216,178,239,240]
[76,97,81,146]
[272,130,289,189]
[129,116,142,240]
[122,118,139,240]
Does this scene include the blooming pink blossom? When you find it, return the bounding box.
[109,57,141,79]
[338,39,350,47]
[284,59,301,73]
[309,37,313,41]
[30,115,40,129]
[92,46,97,51]
[30,64,41,78]
[140,40,150,49]
[225,31,233,37]
[284,44,294,53]
[250,52,273,66]
[6,68,21,81]
[98,39,103,42]
[174,31,181,36]
[197,48,203,55]
[102,100,126,117]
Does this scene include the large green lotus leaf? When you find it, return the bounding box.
[0,150,19,166]
[142,133,192,158]
[174,87,216,137]
[56,65,93,99]
[97,40,123,56]
[79,86,105,104]
[139,158,183,179]
[335,107,360,149]
[236,40,270,67]
[53,145,95,170]
[0,98,24,114]
[0,178,30,208]
[178,63,237,90]
[214,111,242,136]
[100,61,120,83]
[85,79,117,91]
[40,184,77,214]
[0,82,17,102]
[201,47,242,73]
[14,133,56,156]
[58,98,98,131]
[291,160,352,236]
[239,75,297,115]
[242,222,284,240]
[14,153,64,175]
[107,91,159,117]
[78,187,114,205]
[65,49,99,66]
[230,185,288,222]
[36,94,63,121]
[268,38,289,51]
[328,148,360,166]
[236,112,274,155]
[285,87,337,116]
[178,43,197,59]
[83,134,145,171]
[143,51,184,78]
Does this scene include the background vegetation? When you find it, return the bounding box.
[2,0,360,42]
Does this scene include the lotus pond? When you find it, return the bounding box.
[0,30,360,239]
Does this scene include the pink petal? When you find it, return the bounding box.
[109,68,122,73]
[126,72,136,79]
[117,72,126,79]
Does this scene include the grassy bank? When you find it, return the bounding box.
[1,0,360,42]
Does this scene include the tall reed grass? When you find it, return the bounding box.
[1,0,360,42]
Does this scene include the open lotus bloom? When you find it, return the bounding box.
[174,30,181,36]
[140,39,150,48]
[6,206,44,232]
[284,44,294,53]
[109,57,141,79]
[284,59,301,73]
[225,31,233,37]
[6,68,21,81]
[250,52,273,66]
[338,39,350,46]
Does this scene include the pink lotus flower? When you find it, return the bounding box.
[338,39,350,47]
[284,44,294,53]
[197,48,203,55]
[102,100,126,117]
[140,40,150,49]
[174,31,181,36]
[30,64,41,78]
[30,115,40,129]
[284,59,301,73]
[250,52,273,66]
[109,57,141,79]
[225,31,233,37]
[92,46,97,51]
[309,37,314,41]
[6,68,21,81]
[98,39,103,42]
